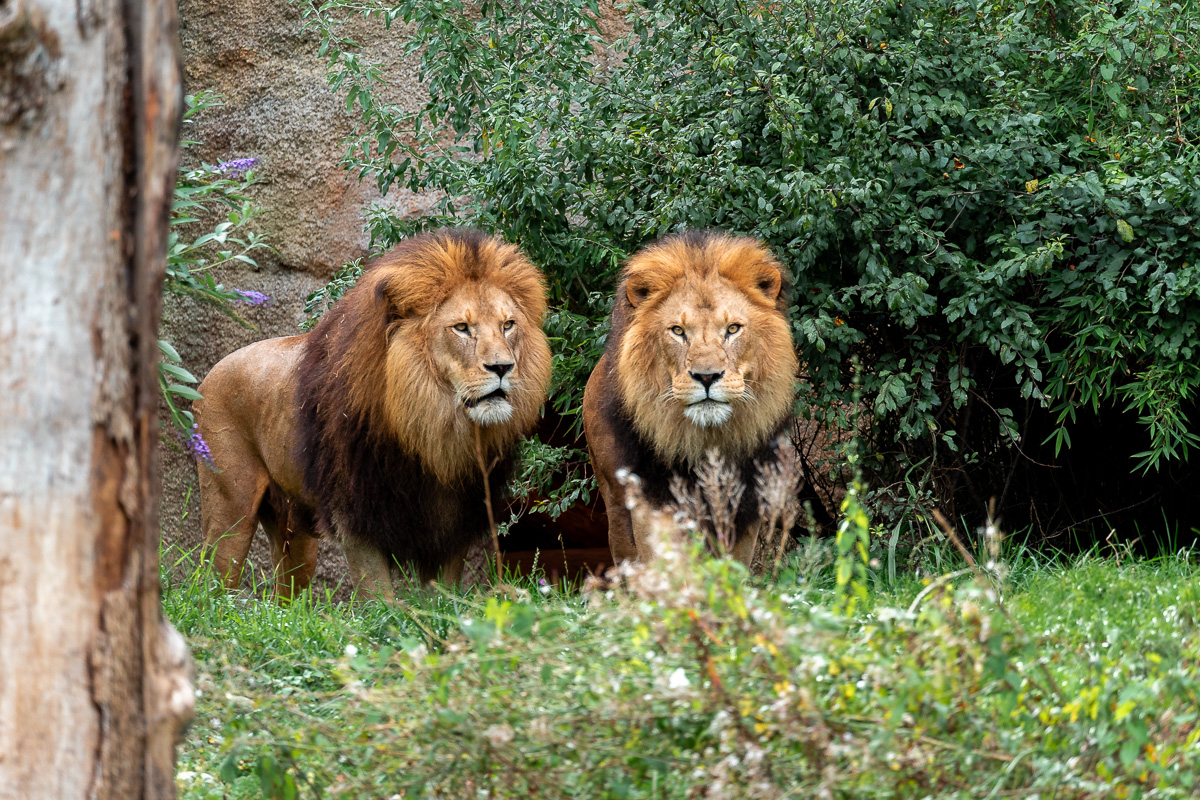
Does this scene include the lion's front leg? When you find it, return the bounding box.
[440,553,465,587]
[598,468,639,565]
[269,533,318,603]
[434,547,470,587]
[340,534,395,602]
[628,503,659,563]
[730,522,762,571]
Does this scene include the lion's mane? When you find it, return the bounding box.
[295,229,551,573]
[587,230,798,532]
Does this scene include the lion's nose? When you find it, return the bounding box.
[484,362,514,379]
[690,370,724,391]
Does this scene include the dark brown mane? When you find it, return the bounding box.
[293,228,547,576]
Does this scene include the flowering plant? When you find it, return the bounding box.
[161,91,273,464]
[200,487,1200,799]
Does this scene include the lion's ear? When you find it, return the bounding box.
[754,265,782,302]
[625,276,653,308]
[726,259,783,303]
[624,266,678,308]
[375,279,410,324]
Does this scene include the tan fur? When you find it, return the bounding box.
[583,232,799,566]
[196,231,552,600]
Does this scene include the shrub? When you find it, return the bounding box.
[302,0,1200,534]
[178,501,1200,799]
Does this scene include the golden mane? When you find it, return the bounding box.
[614,231,797,465]
[303,229,552,484]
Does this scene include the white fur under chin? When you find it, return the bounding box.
[467,399,515,425]
[683,400,733,427]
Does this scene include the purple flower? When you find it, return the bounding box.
[215,157,259,177]
[181,424,215,468]
[233,289,270,307]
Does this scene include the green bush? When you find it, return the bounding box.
[301,0,1200,529]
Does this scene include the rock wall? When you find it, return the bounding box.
[178,1,437,275]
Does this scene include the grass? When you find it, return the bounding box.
[166,533,1200,799]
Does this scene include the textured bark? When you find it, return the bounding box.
[0,0,191,798]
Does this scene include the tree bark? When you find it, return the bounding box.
[0,0,190,798]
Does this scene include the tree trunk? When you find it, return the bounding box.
[0,0,190,798]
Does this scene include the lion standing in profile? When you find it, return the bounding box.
[582,231,799,567]
[195,229,552,600]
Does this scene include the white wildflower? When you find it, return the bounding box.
[483,723,514,747]
[528,717,552,742]
[874,606,912,623]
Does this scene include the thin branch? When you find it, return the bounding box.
[906,568,974,615]
[474,424,503,579]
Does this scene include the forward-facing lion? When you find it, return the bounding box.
[582,231,799,567]
[195,229,552,600]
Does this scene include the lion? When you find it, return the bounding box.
[582,231,799,567]
[195,229,552,601]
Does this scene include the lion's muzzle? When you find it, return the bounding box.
[463,386,509,408]
[676,369,743,427]
[462,373,516,426]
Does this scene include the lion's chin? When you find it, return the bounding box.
[466,398,515,426]
[683,400,733,428]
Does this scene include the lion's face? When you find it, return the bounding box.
[326,230,551,483]
[615,232,798,464]
[428,282,537,426]
[652,280,760,428]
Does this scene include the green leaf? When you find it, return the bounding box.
[157,339,182,362]
[160,363,199,384]
[1116,219,1134,242]
[1119,736,1140,767]
[166,384,204,401]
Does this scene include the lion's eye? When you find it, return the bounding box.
[726,323,742,335]
[453,322,470,334]
[503,320,515,331]
[670,325,686,337]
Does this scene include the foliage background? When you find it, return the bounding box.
[298,0,1200,542]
